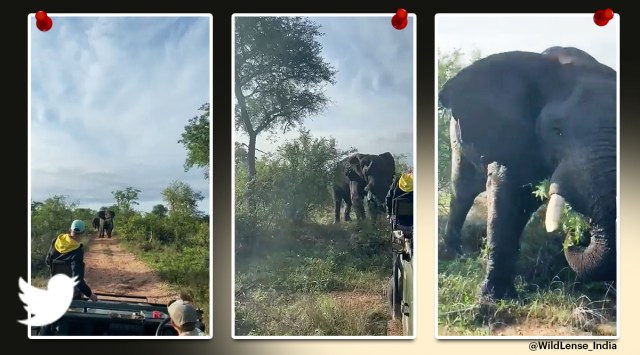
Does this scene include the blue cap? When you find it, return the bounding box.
[70,220,85,233]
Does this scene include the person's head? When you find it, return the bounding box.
[69,220,85,239]
[398,172,413,193]
[167,299,200,335]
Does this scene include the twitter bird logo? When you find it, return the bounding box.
[18,274,78,327]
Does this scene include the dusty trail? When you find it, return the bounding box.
[82,233,176,304]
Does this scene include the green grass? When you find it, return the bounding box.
[437,193,617,336]
[235,211,395,336]
[120,238,210,332]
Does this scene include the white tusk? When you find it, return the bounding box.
[545,193,565,232]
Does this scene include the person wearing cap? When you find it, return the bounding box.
[45,219,98,302]
[167,299,205,336]
[385,169,414,227]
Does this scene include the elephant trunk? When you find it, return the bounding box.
[545,177,616,281]
[564,218,616,281]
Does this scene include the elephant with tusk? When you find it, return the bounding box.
[97,209,116,239]
[439,46,617,300]
[332,152,396,224]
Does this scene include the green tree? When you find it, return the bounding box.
[437,49,481,191]
[236,128,350,229]
[161,180,204,217]
[151,204,169,218]
[112,187,141,218]
[31,201,43,213]
[235,142,249,168]
[179,103,210,180]
[393,153,412,176]
[31,196,77,237]
[73,208,95,221]
[234,16,337,181]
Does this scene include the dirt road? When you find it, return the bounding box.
[83,233,176,304]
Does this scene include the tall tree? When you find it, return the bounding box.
[179,102,210,180]
[161,180,204,217]
[151,204,168,218]
[112,187,141,218]
[234,16,337,181]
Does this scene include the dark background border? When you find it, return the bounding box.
[9,0,636,354]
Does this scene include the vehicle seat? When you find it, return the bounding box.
[391,195,413,233]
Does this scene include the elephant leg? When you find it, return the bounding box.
[366,198,379,223]
[343,195,352,222]
[352,198,365,220]
[99,219,105,238]
[442,148,484,258]
[348,182,365,220]
[479,162,541,301]
[333,198,342,224]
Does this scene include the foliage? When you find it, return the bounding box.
[235,128,351,244]
[179,103,210,180]
[151,204,168,218]
[235,219,391,336]
[30,196,83,274]
[532,179,592,248]
[112,187,141,220]
[161,180,205,218]
[234,16,338,180]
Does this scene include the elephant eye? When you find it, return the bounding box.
[552,126,562,136]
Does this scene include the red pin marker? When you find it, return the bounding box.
[35,11,53,32]
[391,8,408,30]
[594,8,614,27]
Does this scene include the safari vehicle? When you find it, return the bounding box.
[387,195,413,336]
[30,292,205,336]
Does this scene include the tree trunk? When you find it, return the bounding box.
[247,133,257,180]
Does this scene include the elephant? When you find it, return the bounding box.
[438,47,616,301]
[97,210,116,238]
[91,217,100,232]
[332,152,396,224]
[541,46,607,68]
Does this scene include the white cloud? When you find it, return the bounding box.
[235,16,415,167]
[30,16,211,213]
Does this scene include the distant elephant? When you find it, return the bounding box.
[332,152,396,224]
[92,217,100,232]
[438,48,616,300]
[97,210,116,238]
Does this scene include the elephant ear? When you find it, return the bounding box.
[438,51,576,165]
[377,152,396,174]
[439,51,564,124]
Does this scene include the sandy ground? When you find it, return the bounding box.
[82,233,176,305]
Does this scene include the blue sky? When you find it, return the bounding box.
[436,14,619,70]
[235,15,415,167]
[30,15,211,213]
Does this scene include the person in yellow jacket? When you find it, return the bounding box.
[385,169,414,227]
[45,220,98,301]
